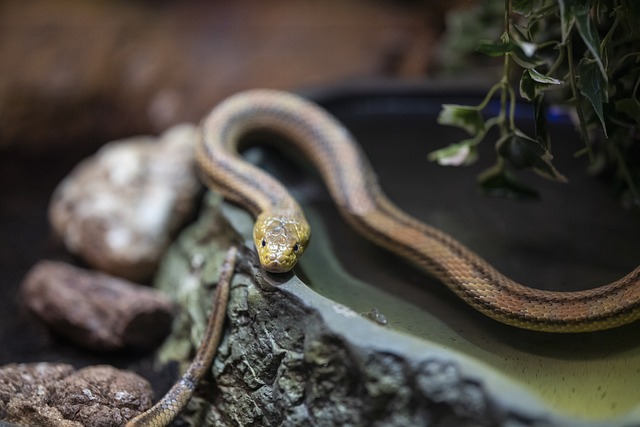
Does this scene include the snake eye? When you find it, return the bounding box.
[261,239,266,247]
[293,243,299,252]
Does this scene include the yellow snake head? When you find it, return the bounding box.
[253,212,310,273]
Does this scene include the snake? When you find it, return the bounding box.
[128,89,640,426]
[125,247,236,427]
[196,89,640,333]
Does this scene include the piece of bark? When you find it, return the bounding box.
[0,363,153,427]
[48,124,200,281]
[21,260,173,351]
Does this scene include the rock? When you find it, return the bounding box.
[0,363,152,427]
[152,194,569,427]
[49,124,200,281]
[51,365,153,427]
[0,363,80,427]
[21,260,173,351]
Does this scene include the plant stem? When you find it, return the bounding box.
[499,0,513,139]
[508,85,517,131]
[547,43,565,76]
[503,0,510,51]
[566,38,595,162]
[475,82,502,111]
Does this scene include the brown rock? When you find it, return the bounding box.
[0,363,80,427]
[48,124,200,281]
[21,260,173,351]
[0,363,152,427]
[52,365,154,427]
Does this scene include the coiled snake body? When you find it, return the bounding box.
[197,89,640,333]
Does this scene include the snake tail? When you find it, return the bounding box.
[125,246,236,427]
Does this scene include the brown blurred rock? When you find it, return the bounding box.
[49,124,200,281]
[0,363,152,427]
[21,260,173,351]
[0,0,442,151]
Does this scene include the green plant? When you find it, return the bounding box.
[431,0,640,205]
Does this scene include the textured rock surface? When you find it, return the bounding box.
[49,124,200,281]
[153,194,573,427]
[21,260,173,351]
[0,363,152,427]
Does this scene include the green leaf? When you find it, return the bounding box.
[437,104,485,136]
[557,0,577,43]
[517,41,537,58]
[428,142,478,166]
[478,163,539,199]
[520,69,563,101]
[512,0,550,17]
[520,72,537,101]
[558,0,605,73]
[510,48,545,69]
[510,34,547,69]
[496,130,567,181]
[476,38,515,57]
[528,68,563,85]
[477,34,544,68]
[578,58,609,137]
[559,0,605,77]
[573,2,605,78]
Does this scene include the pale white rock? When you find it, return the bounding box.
[49,124,201,280]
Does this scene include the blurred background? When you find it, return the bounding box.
[0,0,472,152]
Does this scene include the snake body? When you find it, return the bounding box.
[197,89,640,333]
[125,247,236,427]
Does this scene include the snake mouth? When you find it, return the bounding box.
[263,259,293,273]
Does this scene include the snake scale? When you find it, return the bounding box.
[197,89,640,333]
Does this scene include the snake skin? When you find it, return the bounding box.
[196,89,640,333]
